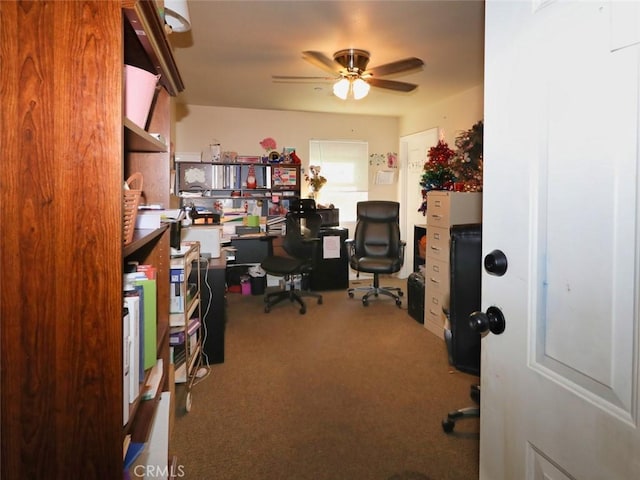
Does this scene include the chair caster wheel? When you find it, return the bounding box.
[442,419,455,433]
[362,298,369,306]
[300,307,306,314]
[396,299,402,307]
[318,298,323,305]
[398,291,404,297]
[348,292,354,298]
[264,306,271,313]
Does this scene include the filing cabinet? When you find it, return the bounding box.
[424,191,482,338]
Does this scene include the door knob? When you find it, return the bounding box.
[470,306,506,335]
[484,249,508,276]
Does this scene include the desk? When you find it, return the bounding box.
[227,229,349,291]
[229,235,273,264]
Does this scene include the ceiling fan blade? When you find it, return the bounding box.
[272,75,335,85]
[367,78,418,92]
[272,75,335,81]
[366,57,424,77]
[302,51,343,75]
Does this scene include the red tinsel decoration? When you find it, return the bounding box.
[427,140,455,165]
[418,139,457,214]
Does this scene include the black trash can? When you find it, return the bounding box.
[407,271,425,324]
[250,275,266,295]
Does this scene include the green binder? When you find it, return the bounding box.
[135,278,157,370]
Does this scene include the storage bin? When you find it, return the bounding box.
[123,172,143,245]
[250,275,266,295]
[124,65,160,129]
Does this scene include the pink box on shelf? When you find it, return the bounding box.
[124,65,159,129]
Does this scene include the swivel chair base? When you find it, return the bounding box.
[442,384,480,433]
[348,274,403,307]
[264,275,323,315]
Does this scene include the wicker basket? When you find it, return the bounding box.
[123,172,143,245]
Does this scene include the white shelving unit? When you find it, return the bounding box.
[169,242,203,412]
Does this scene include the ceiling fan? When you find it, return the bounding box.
[273,49,424,100]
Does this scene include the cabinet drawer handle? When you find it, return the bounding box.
[430,277,439,284]
[430,246,440,252]
[431,214,443,220]
[429,309,440,316]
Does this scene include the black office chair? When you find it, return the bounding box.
[441,224,482,433]
[260,202,323,314]
[346,201,405,307]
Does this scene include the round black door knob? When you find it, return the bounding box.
[484,249,508,276]
[469,306,506,335]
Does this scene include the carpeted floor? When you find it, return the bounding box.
[171,278,479,480]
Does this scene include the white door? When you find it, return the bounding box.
[482,1,640,479]
[399,128,438,278]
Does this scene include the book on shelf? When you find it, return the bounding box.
[170,317,201,346]
[137,392,171,476]
[124,441,145,471]
[123,294,141,404]
[170,282,198,314]
[171,344,187,367]
[136,264,157,280]
[134,277,157,370]
[122,307,130,426]
[170,267,185,284]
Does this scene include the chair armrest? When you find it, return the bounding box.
[302,237,321,244]
[345,238,355,257]
[399,240,407,266]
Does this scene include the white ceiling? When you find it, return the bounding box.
[169,0,485,117]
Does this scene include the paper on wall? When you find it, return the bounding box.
[375,170,395,185]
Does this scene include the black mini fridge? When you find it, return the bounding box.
[309,227,349,291]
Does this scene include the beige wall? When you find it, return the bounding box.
[174,105,399,199]
[173,85,483,205]
[399,85,484,142]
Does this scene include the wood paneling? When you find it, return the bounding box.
[1,1,122,478]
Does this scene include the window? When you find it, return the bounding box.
[309,140,368,221]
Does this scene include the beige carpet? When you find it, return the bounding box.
[171,278,479,480]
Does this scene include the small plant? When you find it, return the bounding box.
[304,165,327,193]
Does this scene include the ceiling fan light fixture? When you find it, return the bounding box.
[352,78,370,100]
[333,78,350,100]
[332,77,370,100]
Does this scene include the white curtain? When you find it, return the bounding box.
[309,140,368,221]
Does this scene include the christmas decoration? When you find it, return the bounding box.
[449,121,483,192]
[418,138,456,214]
